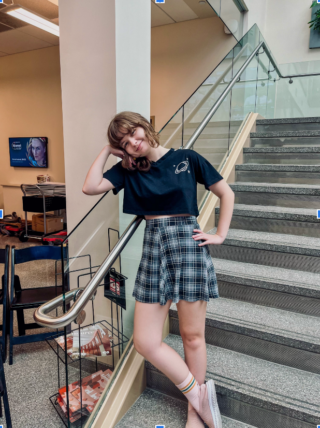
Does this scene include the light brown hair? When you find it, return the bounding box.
[107,111,160,172]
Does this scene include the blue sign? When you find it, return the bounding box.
[0,1,3,3]
[317,209,320,219]
[0,210,3,220]
[155,0,165,3]
[155,426,165,428]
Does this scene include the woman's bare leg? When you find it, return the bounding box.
[177,300,207,427]
[133,300,190,384]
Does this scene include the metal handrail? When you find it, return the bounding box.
[33,40,279,329]
[34,216,144,328]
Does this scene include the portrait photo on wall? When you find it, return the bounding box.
[9,137,48,168]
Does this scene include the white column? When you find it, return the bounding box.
[59,0,150,334]
[115,0,151,337]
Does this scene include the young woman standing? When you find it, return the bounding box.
[83,111,234,428]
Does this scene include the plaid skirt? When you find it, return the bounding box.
[132,216,219,305]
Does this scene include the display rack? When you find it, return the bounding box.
[47,228,129,428]
[20,183,66,242]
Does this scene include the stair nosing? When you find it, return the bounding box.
[235,163,320,172]
[230,181,320,195]
[244,146,320,153]
[215,204,320,222]
[250,130,320,138]
[257,117,320,125]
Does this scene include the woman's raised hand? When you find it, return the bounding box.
[106,144,125,159]
[106,145,137,167]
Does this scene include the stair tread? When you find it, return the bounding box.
[257,117,320,125]
[231,182,320,194]
[116,388,256,428]
[232,181,320,189]
[235,163,320,172]
[208,226,320,252]
[212,258,320,296]
[251,130,320,138]
[216,203,319,220]
[244,146,320,152]
[149,335,320,418]
[172,298,320,348]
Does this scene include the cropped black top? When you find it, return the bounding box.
[103,148,223,216]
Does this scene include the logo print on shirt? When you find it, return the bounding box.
[175,160,189,174]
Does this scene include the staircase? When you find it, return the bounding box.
[116,117,320,428]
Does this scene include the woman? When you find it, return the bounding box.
[27,137,47,167]
[83,111,234,428]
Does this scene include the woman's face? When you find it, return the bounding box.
[119,126,149,158]
[31,139,46,164]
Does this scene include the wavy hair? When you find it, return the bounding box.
[107,111,160,172]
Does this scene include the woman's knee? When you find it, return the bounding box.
[180,329,205,351]
[133,333,159,358]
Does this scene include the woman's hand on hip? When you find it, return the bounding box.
[192,229,225,246]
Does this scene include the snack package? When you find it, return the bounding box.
[54,324,113,359]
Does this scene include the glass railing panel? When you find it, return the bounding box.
[255,49,273,119]
[159,24,260,152]
[207,0,244,40]
[274,74,320,119]
[159,106,183,149]
[220,0,243,40]
[206,0,221,17]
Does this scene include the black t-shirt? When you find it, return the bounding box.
[103,148,223,216]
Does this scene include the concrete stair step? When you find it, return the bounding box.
[162,120,242,131]
[215,204,320,237]
[170,298,320,373]
[243,147,320,165]
[146,335,320,428]
[231,181,320,208]
[236,164,320,172]
[212,258,320,317]
[250,131,320,147]
[235,164,320,185]
[256,117,320,133]
[115,388,257,428]
[207,227,320,273]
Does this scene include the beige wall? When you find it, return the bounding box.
[151,16,236,131]
[244,0,320,64]
[0,46,65,215]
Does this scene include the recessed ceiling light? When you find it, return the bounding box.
[199,0,207,4]
[0,5,59,37]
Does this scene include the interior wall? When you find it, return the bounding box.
[151,16,236,131]
[0,46,65,215]
[244,0,320,64]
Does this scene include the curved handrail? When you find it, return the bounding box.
[34,216,144,328]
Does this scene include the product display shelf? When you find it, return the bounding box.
[47,319,128,428]
[49,393,89,428]
[46,320,129,366]
[47,228,128,427]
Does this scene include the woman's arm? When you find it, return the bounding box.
[192,179,234,246]
[82,145,124,195]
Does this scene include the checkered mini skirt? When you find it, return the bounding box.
[132,216,219,305]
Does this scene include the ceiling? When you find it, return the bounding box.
[0,0,217,57]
